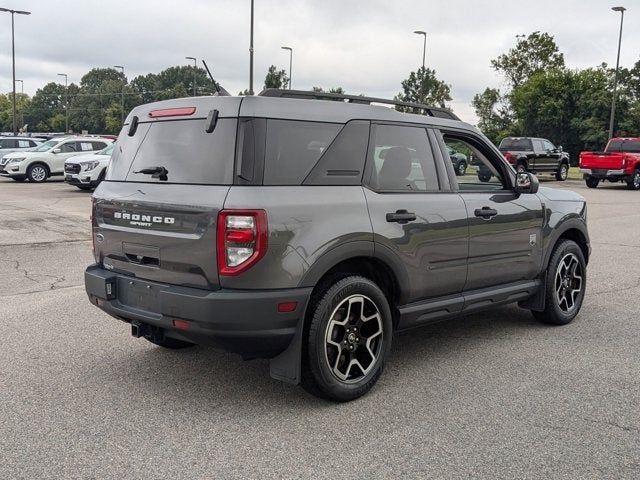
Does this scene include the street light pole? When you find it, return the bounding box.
[0,7,31,135]
[281,46,292,89]
[609,6,626,139]
[15,79,23,130]
[249,0,254,95]
[57,73,69,133]
[414,30,426,69]
[114,65,125,126]
[186,56,197,96]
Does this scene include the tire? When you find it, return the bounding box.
[301,276,392,402]
[456,161,467,176]
[626,169,640,190]
[532,240,586,325]
[95,168,106,187]
[516,163,527,174]
[145,335,195,349]
[478,172,492,182]
[585,177,599,188]
[26,163,49,183]
[555,162,569,181]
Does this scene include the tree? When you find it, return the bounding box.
[491,31,565,88]
[264,65,289,90]
[394,66,452,111]
[471,88,514,145]
[311,87,346,94]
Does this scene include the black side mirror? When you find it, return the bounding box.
[515,172,539,194]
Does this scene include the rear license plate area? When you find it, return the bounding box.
[117,278,161,313]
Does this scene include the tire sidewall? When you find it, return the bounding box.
[306,277,392,401]
[545,240,587,324]
[457,161,466,176]
[558,163,568,181]
[516,163,527,174]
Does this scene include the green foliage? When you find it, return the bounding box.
[471,88,514,145]
[491,31,565,88]
[394,66,452,111]
[264,65,289,90]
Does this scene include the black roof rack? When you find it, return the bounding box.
[258,88,460,121]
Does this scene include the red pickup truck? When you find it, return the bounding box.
[580,137,640,189]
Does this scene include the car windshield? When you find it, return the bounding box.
[33,139,61,152]
[98,144,115,156]
[499,138,532,151]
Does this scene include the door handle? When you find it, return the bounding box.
[474,207,498,219]
[386,209,417,224]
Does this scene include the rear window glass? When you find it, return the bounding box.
[607,139,640,153]
[499,138,532,151]
[106,119,237,185]
[264,120,342,185]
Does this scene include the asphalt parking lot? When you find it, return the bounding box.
[1,176,638,479]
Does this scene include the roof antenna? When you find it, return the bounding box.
[202,60,230,96]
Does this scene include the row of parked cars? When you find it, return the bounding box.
[0,135,114,188]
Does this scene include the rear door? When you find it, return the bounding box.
[363,123,468,306]
[95,100,241,290]
[437,130,544,291]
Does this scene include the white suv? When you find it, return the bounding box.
[0,136,112,183]
[64,143,115,190]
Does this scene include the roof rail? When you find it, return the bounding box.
[258,88,460,121]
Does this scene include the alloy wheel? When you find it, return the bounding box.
[554,253,583,313]
[324,294,383,383]
[30,166,47,182]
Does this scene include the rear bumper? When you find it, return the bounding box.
[581,168,626,178]
[85,264,311,359]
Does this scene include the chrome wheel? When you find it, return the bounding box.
[516,164,526,173]
[634,171,640,189]
[457,162,466,176]
[559,165,568,180]
[554,253,583,313]
[30,166,47,182]
[324,294,383,383]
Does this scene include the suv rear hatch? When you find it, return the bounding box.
[92,97,242,291]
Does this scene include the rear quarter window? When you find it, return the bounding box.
[263,120,342,185]
[106,118,236,185]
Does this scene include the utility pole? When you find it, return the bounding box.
[281,46,292,89]
[249,0,254,95]
[186,56,197,96]
[414,30,426,69]
[114,65,125,126]
[609,6,627,139]
[57,73,69,133]
[1,7,31,135]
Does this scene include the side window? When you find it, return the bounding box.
[532,139,545,152]
[60,142,77,153]
[18,140,31,148]
[304,120,370,185]
[92,142,107,151]
[543,140,555,151]
[79,142,94,151]
[3,139,18,148]
[367,124,439,192]
[441,132,507,191]
[29,140,38,147]
[263,120,342,185]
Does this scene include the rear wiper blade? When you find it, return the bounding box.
[134,166,168,181]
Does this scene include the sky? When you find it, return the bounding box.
[0,0,638,123]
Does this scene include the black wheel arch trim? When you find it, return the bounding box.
[542,218,590,269]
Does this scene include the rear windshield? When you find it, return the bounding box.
[606,139,640,153]
[499,138,532,151]
[106,118,236,184]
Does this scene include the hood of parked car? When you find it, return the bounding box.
[537,186,585,202]
[65,152,103,165]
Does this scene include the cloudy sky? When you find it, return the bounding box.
[0,0,638,123]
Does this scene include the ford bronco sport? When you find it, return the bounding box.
[85,89,590,402]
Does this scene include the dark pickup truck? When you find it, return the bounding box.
[499,137,571,181]
[579,137,640,189]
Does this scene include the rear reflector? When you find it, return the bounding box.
[277,302,298,313]
[148,107,196,118]
[172,319,191,330]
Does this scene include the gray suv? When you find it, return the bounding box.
[85,90,590,401]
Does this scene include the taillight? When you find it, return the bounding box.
[503,152,515,164]
[217,210,267,276]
